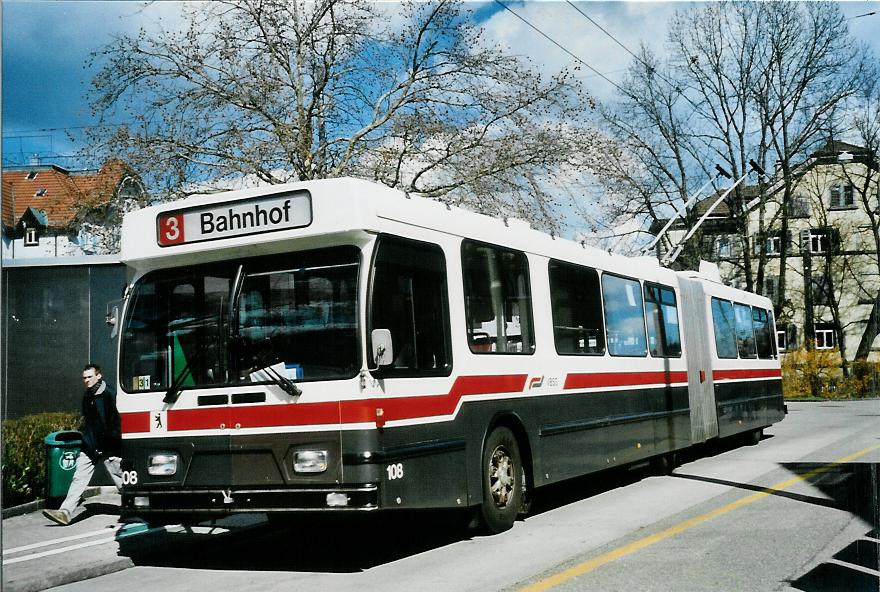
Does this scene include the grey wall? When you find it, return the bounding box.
[2,262,127,419]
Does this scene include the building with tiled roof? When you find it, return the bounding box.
[651,140,880,361]
[1,159,146,258]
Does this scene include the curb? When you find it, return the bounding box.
[10,557,136,592]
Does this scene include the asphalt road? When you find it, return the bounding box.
[46,400,880,592]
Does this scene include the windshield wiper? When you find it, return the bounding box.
[259,362,302,398]
[242,338,302,397]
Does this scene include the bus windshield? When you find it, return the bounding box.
[120,247,360,393]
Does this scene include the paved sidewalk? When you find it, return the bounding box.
[2,490,133,592]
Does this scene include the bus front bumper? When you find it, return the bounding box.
[121,484,379,518]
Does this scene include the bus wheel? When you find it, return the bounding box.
[477,426,523,534]
[650,451,678,476]
[746,428,763,446]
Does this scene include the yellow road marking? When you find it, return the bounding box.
[520,443,880,592]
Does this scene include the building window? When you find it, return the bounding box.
[26,171,38,180]
[814,324,836,350]
[33,188,47,198]
[802,228,839,254]
[829,183,854,208]
[787,196,810,218]
[777,324,797,352]
[23,227,38,247]
[808,230,828,253]
[811,273,832,306]
[716,236,731,258]
[776,330,787,352]
[763,275,778,304]
[766,234,782,255]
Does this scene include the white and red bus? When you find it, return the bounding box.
[115,178,784,533]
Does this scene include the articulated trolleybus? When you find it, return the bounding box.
[116,178,784,533]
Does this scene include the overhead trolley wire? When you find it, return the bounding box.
[493,0,628,96]
[563,0,705,114]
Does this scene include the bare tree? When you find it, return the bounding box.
[595,1,871,289]
[846,91,880,360]
[754,2,870,318]
[88,0,606,232]
[593,48,709,266]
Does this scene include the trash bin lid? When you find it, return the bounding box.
[44,430,83,445]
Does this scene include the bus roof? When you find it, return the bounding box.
[120,177,730,293]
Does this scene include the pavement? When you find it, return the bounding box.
[2,488,133,592]
[2,490,271,592]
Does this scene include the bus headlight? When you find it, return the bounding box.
[148,453,178,476]
[294,450,328,473]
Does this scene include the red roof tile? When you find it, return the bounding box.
[1,160,134,229]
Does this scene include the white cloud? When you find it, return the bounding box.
[481,2,680,101]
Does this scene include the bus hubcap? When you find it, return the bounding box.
[489,446,514,508]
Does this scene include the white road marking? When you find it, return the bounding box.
[3,527,115,556]
[2,536,117,565]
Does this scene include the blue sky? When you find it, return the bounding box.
[3,1,879,170]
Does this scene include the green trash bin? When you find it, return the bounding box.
[45,431,83,508]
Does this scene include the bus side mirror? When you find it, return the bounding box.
[106,305,120,339]
[371,329,394,367]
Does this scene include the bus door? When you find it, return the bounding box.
[678,278,718,443]
[366,234,461,508]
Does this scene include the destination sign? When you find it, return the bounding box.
[156,191,312,246]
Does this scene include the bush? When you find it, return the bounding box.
[2,412,79,508]
[781,346,879,399]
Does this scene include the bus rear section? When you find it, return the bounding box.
[116,245,379,522]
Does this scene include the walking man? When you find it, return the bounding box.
[43,364,123,526]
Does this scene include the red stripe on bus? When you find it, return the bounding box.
[713,368,782,381]
[121,412,150,433]
[564,371,689,390]
[121,374,528,434]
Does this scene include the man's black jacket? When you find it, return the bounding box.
[81,380,121,459]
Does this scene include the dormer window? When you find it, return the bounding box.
[24,226,38,247]
[34,188,47,198]
[26,171,38,180]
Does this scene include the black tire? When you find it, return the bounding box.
[745,428,763,446]
[650,451,678,476]
[476,426,524,534]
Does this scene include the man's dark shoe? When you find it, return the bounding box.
[42,509,71,526]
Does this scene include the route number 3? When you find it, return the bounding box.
[386,463,404,480]
[158,214,185,246]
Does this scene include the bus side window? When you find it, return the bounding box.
[548,260,605,355]
[734,302,757,359]
[369,235,452,376]
[602,273,647,357]
[710,297,738,359]
[644,283,682,357]
[752,307,774,359]
[462,241,535,354]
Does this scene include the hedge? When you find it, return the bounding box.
[3,412,80,508]
[781,346,880,399]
